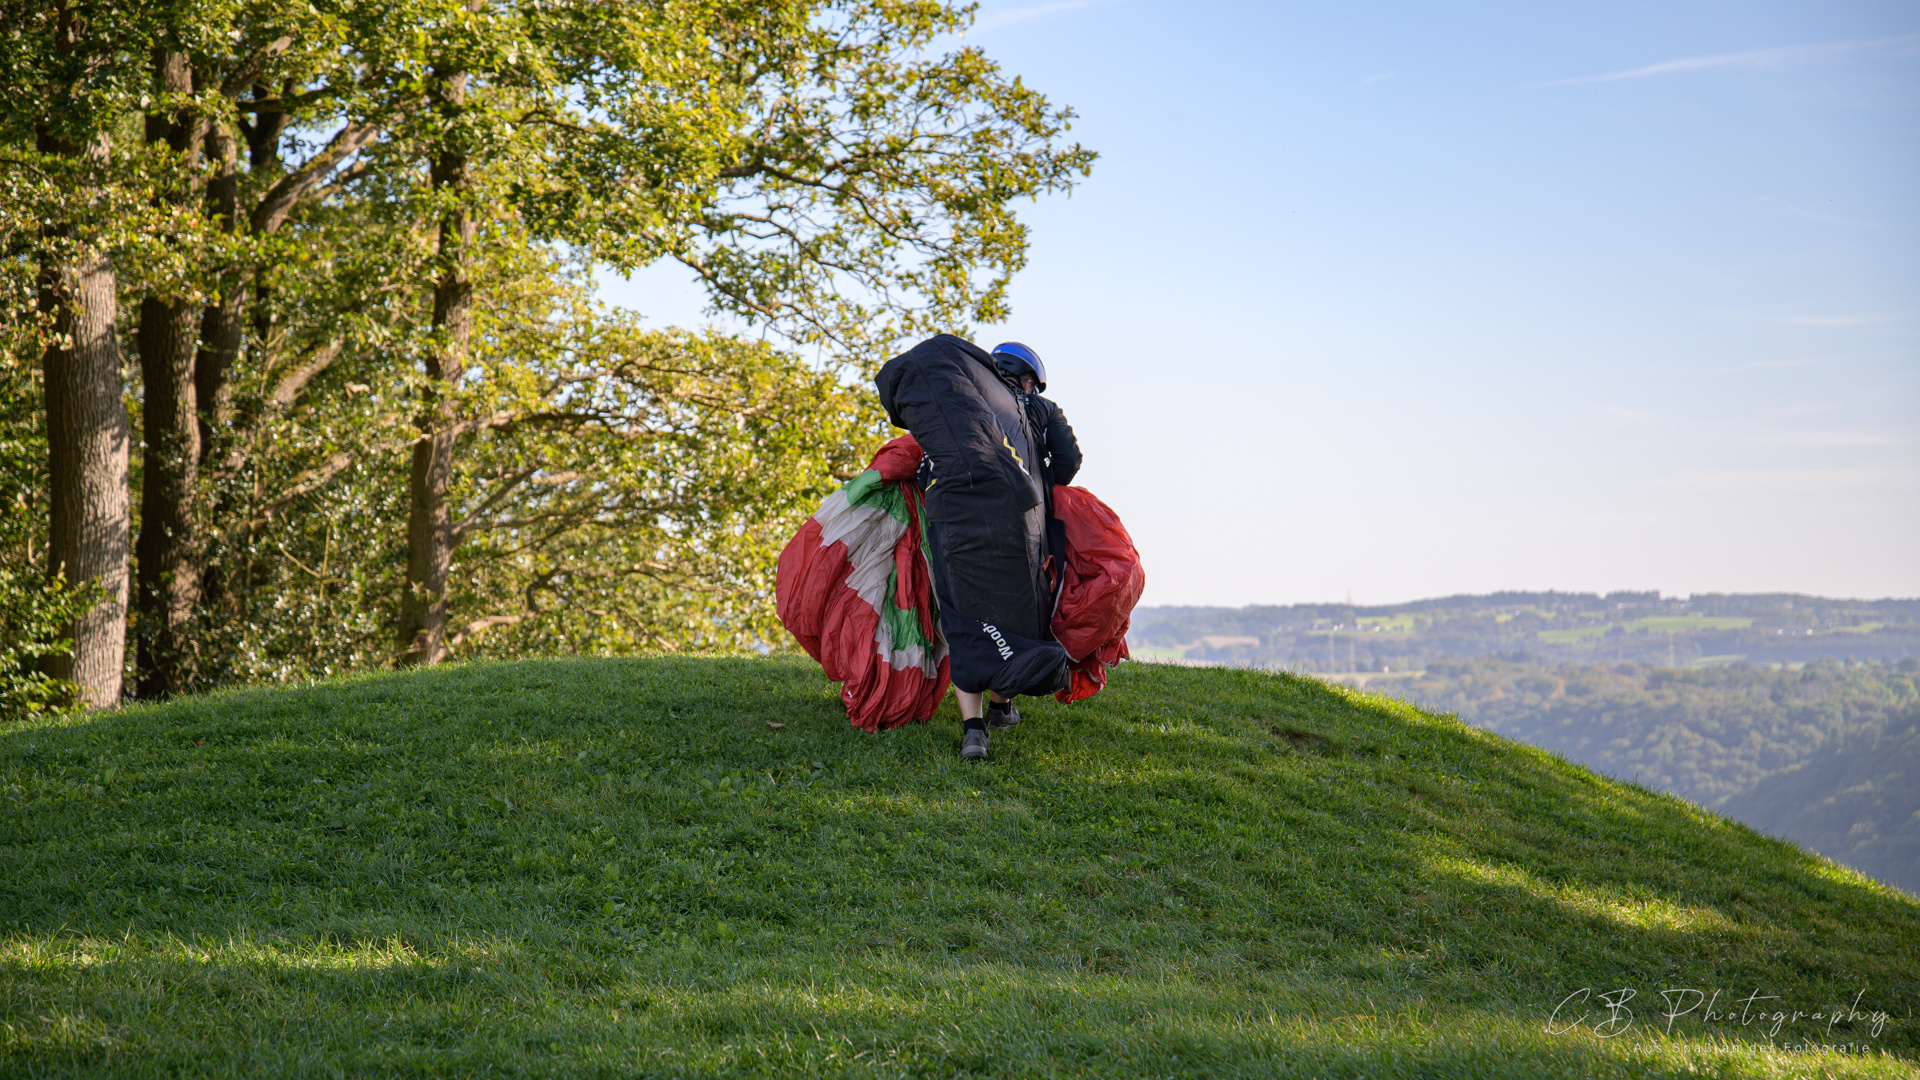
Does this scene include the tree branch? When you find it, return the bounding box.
[451,467,537,543]
[250,121,379,235]
[246,451,355,526]
[445,612,532,650]
[270,339,341,408]
[220,35,293,97]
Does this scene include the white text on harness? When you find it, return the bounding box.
[981,622,1014,660]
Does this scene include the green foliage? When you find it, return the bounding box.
[1388,657,1920,808]
[0,565,97,721]
[180,223,883,682]
[2,659,1916,1075]
[432,323,879,656]
[336,0,1092,358]
[0,351,95,719]
[1723,706,1920,896]
[1,0,1091,692]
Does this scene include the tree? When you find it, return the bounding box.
[0,312,102,717]
[1,0,1092,691]
[396,0,484,665]
[0,0,163,708]
[37,189,130,711]
[133,46,208,696]
[377,0,1092,664]
[125,4,394,694]
[186,228,880,677]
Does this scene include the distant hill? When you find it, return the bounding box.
[1130,591,1920,671]
[1722,708,1920,896]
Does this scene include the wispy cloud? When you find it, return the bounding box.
[971,0,1111,34]
[1765,402,1841,418]
[1703,348,1906,375]
[1359,72,1395,86]
[1746,428,1912,448]
[1707,310,1915,328]
[1598,405,1657,423]
[1552,33,1920,85]
[1780,205,1891,231]
[1784,315,1908,327]
[1655,465,1920,491]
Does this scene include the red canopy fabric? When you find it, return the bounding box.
[777,436,1144,726]
[776,436,948,732]
[1049,484,1145,703]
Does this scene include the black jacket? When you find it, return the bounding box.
[1023,393,1081,488]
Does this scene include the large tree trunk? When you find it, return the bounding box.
[200,84,285,623]
[134,49,206,697]
[196,118,242,460]
[39,141,131,710]
[244,86,290,376]
[189,122,244,632]
[135,291,202,696]
[397,68,473,667]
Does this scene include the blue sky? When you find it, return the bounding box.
[601,0,1920,607]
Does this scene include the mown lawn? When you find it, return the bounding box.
[3,656,1917,1078]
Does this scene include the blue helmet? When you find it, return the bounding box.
[990,341,1047,391]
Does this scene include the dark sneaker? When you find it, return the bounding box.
[960,727,991,760]
[985,698,1021,730]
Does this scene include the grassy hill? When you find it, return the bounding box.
[4,657,1918,1078]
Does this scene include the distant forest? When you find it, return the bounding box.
[1129,592,1920,672]
[1128,592,1920,894]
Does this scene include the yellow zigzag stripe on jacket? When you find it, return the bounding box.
[1002,435,1028,475]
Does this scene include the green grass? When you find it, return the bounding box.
[1538,616,1757,644]
[4,656,1917,1078]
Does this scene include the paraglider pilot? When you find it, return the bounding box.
[875,336,1082,760]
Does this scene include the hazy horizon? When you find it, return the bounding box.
[1132,587,1920,610]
